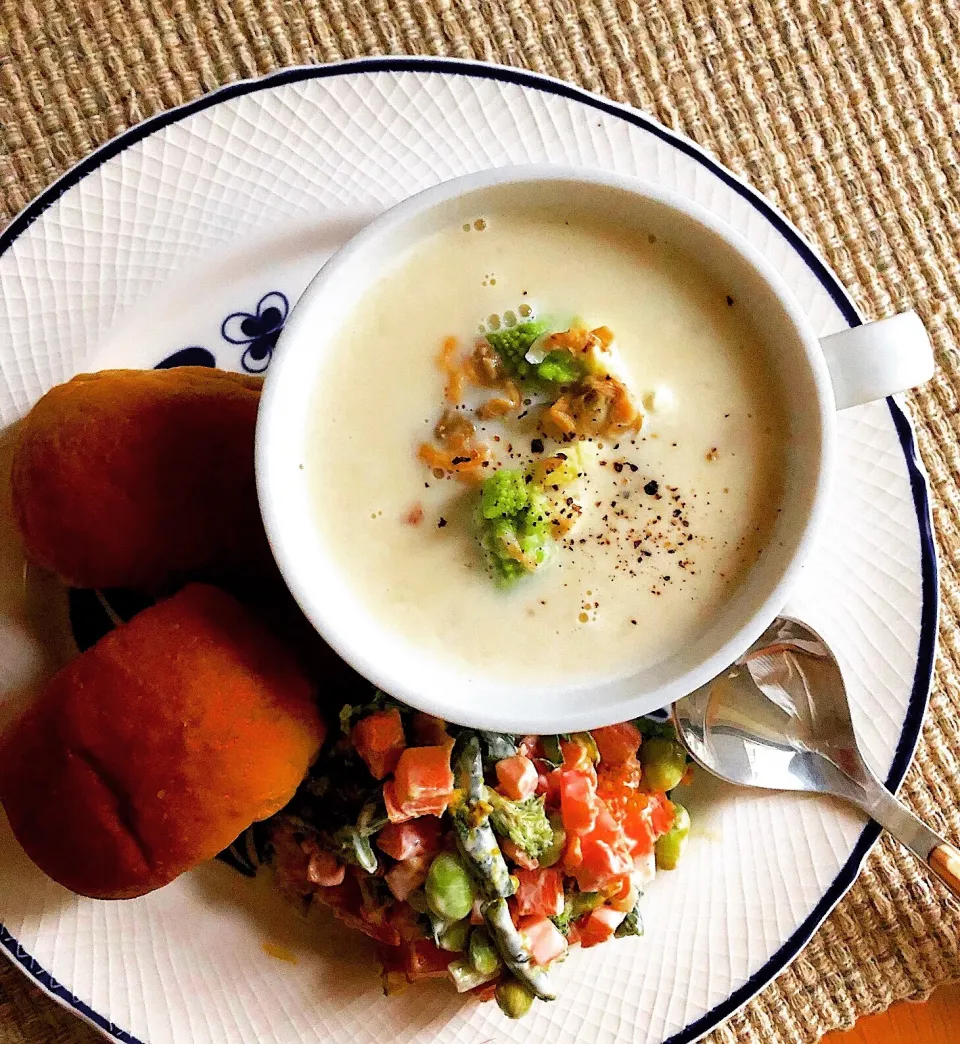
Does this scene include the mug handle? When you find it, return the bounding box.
[820,311,934,410]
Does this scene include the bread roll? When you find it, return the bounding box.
[0,584,326,899]
[11,367,269,592]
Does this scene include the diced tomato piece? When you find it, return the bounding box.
[377,818,443,861]
[501,837,539,870]
[650,792,676,836]
[470,980,500,1002]
[405,939,453,980]
[336,909,402,946]
[560,770,600,834]
[567,921,582,947]
[518,735,542,759]
[593,722,642,765]
[470,899,485,926]
[314,877,360,914]
[519,916,568,966]
[514,867,564,917]
[579,906,623,948]
[385,855,430,901]
[383,780,414,823]
[352,709,407,779]
[411,712,449,746]
[393,743,455,811]
[305,848,345,888]
[495,755,539,800]
[543,767,563,806]
[387,902,424,941]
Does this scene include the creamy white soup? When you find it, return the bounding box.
[308,208,786,687]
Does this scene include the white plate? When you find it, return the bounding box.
[0,58,937,1044]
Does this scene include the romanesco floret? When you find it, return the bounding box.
[486,790,554,860]
[536,350,584,387]
[484,320,548,381]
[481,468,529,519]
[477,471,553,585]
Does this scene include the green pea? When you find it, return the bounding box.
[425,852,476,922]
[495,978,535,1019]
[538,812,567,868]
[439,918,471,952]
[469,927,501,976]
[655,803,691,870]
[640,736,687,792]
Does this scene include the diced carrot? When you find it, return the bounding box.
[495,754,539,801]
[501,838,539,870]
[560,738,597,778]
[593,722,642,765]
[563,833,583,873]
[560,770,600,834]
[393,743,455,810]
[377,818,444,861]
[385,856,430,902]
[573,837,632,892]
[383,780,413,824]
[405,939,452,981]
[579,907,623,949]
[352,708,407,780]
[609,878,637,913]
[519,917,568,966]
[650,792,676,836]
[514,868,564,918]
[305,848,345,888]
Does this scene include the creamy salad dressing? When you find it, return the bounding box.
[308,209,786,686]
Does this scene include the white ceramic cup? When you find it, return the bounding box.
[256,166,933,733]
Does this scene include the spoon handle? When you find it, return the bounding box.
[929,844,960,901]
[858,779,960,900]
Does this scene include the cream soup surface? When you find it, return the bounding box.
[308,209,786,686]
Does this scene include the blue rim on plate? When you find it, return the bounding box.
[0,56,938,1044]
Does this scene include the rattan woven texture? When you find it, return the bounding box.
[1,2,960,1042]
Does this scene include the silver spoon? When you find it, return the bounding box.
[673,616,960,899]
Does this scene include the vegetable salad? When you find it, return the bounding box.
[266,697,691,1019]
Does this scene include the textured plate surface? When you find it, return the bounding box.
[0,59,936,1044]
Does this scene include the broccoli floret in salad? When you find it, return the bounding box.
[484,320,548,381]
[486,790,554,860]
[477,469,553,585]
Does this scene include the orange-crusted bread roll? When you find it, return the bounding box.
[11,367,268,591]
[0,584,326,899]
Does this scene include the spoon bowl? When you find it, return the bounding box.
[674,617,960,899]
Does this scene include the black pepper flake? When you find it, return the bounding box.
[644,480,659,496]
[438,518,448,528]
[726,295,734,306]
[531,438,545,454]
[613,462,624,473]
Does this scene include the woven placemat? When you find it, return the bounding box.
[1,1,959,1041]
